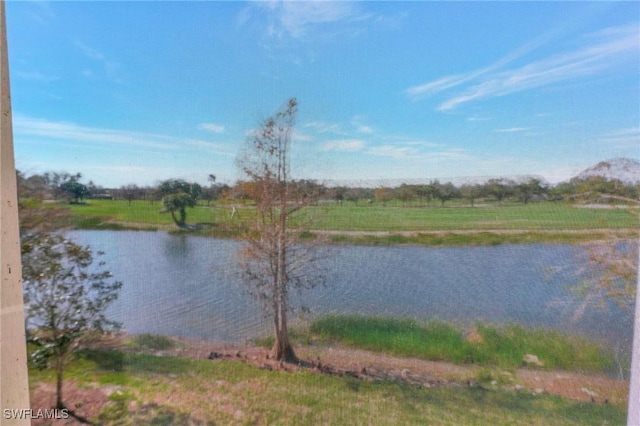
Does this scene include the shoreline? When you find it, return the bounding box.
[73,221,638,247]
[88,331,630,406]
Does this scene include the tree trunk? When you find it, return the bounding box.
[273,301,297,363]
[169,209,186,227]
[272,202,297,363]
[55,356,64,409]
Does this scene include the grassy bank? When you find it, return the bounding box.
[323,229,637,246]
[308,316,616,373]
[65,199,637,245]
[29,346,625,425]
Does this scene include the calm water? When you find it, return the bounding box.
[67,231,634,352]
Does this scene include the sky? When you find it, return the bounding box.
[7,1,640,188]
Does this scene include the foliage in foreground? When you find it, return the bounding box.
[29,348,625,425]
[309,316,615,373]
[22,233,122,409]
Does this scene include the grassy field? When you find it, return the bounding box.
[301,202,638,231]
[28,346,626,425]
[307,316,616,373]
[64,199,638,245]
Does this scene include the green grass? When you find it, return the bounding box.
[301,202,638,232]
[67,200,222,227]
[61,199,637,245]
[309,315,615,373]
[29,347,625,425]
[128,333,176,351]
[326,230,636,246]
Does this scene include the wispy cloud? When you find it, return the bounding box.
[15,71,58,83]
[495,127,530,133]
[74,41,122,81]
[321,139,365,152]
[241,1,376,43]
[367,145,419,159]
[407,23,639,111]
[304,121,344,134]
[198,123,225,134]
[350,116,374,134]
[14,115,234,156]
[266,1,363,39]
[25,0,56,25]
[467,116,491,122]
[597,126,640,148]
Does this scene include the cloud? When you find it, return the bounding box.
[25,1,56,25]
[321,139,365,152]
[467,116,491,122]
[597,127,640,148]
[367,145,418,159]
[15,71,58,83]
[303,121,343,134]
[292,130,312,142]
[198,123,225,134]
[272,1,360,38]
[407,23,639,111]
[74,41,121,81]
[350,116,374,134]
[495,127,530,133]
[14,115,234,156]
[243,1,374,41]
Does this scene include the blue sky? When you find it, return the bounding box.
[7,1,639,188]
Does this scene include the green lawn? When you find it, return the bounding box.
[67,199,224,228]
[300,202,638,232]
[29,348,626,425]
[63,199,638,245]
[68,199,637,232]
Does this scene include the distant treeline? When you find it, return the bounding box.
[17,170,640,207]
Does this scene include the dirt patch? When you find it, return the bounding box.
[151,337,629,404]
[31,335,629,424]
[30,381,112,425]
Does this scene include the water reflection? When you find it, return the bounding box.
[67,231,633,354]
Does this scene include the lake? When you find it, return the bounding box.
[67,230,634,353]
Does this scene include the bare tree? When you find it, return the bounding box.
[236,98,323,363]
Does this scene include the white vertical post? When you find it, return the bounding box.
[0,0,31,423]
[628,243,640,425]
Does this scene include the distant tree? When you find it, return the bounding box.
[157,179,199,227]
[375,187,392,206]
[236,98,323,363]
[292,179,325,204]
[460,183,483,207]
[58,173,88,204]
[396,184,417,207]
[202,174,217,206]
[517,178,547,204]
[17,171,71,250]
[333,186,346,205]
[486,178,514,204]
[344,187,368,206]
[119,184,143,205]
[433,181,458,207]
[22,234,122,410]
[16,171,50,199]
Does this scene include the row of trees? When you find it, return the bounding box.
[329,176,639,207]
[19,171,639,213]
